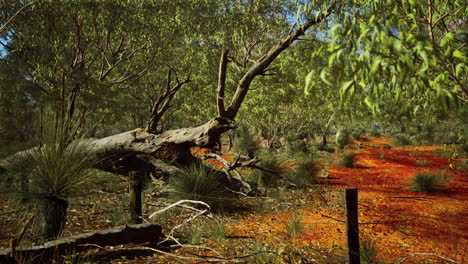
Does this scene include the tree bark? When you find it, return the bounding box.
[1,118,235,181]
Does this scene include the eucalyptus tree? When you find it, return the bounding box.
[309,0,467,119]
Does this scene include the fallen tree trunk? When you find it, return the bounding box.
[0,223,163,264]
[0,118,235,178]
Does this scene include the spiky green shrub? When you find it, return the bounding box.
[351,128,366,140]
[337,153,356,168]
[282,136,308,157]
[287,154,320,187]
[252,242,280,264]
[410,172,451,192]
[369,129,381,137]
[233,129,259,155]
[207,220,227,243]
[335,128,351,149]
[184,224,204,244]
[7,141,95,240]
[390,134,412,146]
[253,150,281,187]
[169,162,228,206]
[285,212,305,239]
[360,235,378,264]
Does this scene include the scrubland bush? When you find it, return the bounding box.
[335,128,351,149]
[233,129,259,155]
[169,162,228,206]
[248,149,281,187]
[286,154,320,187]
[410,171,451,192]
[390,134,412,146]
[337,153,356,168]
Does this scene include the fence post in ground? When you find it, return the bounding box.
[345,187,360,264]
[129,171,143,224]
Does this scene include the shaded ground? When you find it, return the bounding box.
[0,137,466,263]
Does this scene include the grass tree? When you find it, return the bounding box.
[7,134,95,240]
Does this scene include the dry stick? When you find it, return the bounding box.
[10,214,35,259]
[405,252,459,264]
[117,246,289,264]
[148,200,211,219]
[148,200,213,248]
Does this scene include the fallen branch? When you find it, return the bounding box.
[405,252,459,264]
[0,223,163,264]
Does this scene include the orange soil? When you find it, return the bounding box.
[219,138,467,263]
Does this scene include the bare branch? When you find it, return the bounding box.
[224,2,336,120]
[217,49,229,117]
[0,1,37,35]
[146,68,190,133]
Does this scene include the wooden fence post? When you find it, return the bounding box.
[129,171,142,224]
[345,188,360,264]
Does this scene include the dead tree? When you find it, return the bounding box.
[1,4,336,194]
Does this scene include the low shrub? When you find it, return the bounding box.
[390,134,412,147]
[283,136,308,156]
[207,220,228,243]
[410,171,451,192]
[351,128,366,140]
[252,242,280,264]
[337,153,356,168]
[416,160,429,166]
[169,162,228,206]
[335,128,351,149]
[285,212,305,239]
[360,234,378,264]
[251,150,281,187]
[184,224,204,244]
[369,129,381,137]
[233,129,259,155]
[286,154,320,187]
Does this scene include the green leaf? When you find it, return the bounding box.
[453,50,468,60]
[341,80,354,101]
[304,71,314,95]
[320,69,332,86]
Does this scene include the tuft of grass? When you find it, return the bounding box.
[169,162,228,206]
[416,160,429,166]
[410,171,451,192]
[268,186,286,201]
[254,198,271,213]
[369,129,381,137]
[287,154,320,188]
[184,224,204,245]
[106,209,125,225]
[337,153,356,168]
[335,128,351,149]
[360,234,378,264]
[390,134,412,147]
[351,128,366,140]
[251,242,280,264]
[207,220,228,243]
[285,212,305,239]
[283,136,308,157]
[233,129,259,155]
[251,150,281,187]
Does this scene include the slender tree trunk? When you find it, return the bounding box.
[43,197,68,241]
[128,171,143,224]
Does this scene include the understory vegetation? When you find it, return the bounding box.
[0,0,466,263]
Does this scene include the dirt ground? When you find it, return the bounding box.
[0,137,466,263]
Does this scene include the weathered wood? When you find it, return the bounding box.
[0,118,235,176]
[0,223,163,264]
[345,188,360,264]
